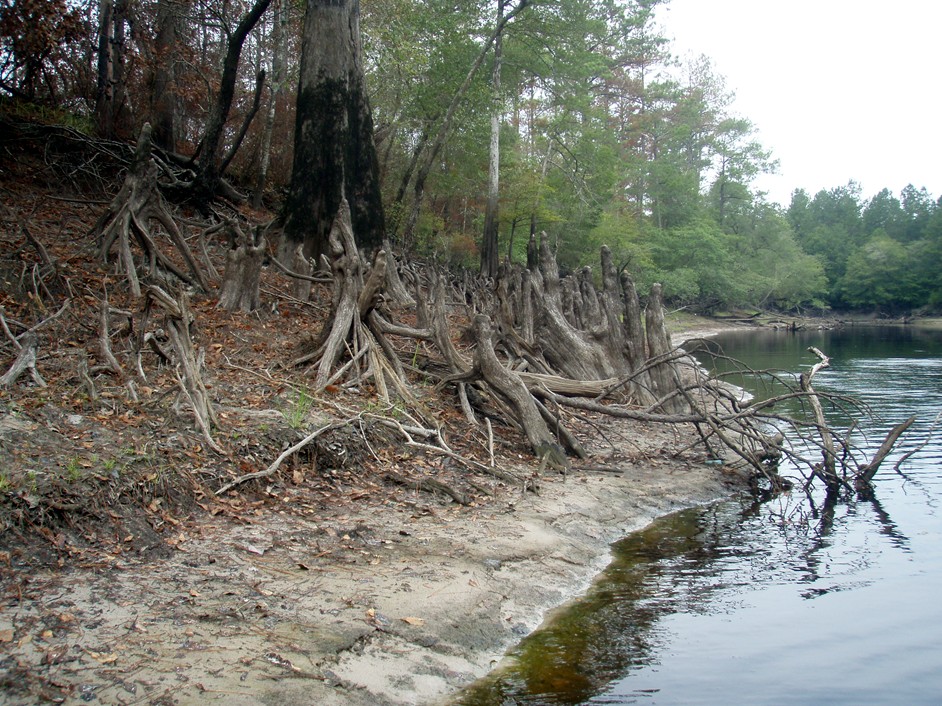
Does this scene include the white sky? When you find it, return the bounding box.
[657,0,942,207]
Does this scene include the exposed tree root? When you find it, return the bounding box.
[383,469,470,505]
[0,332,46,388]
[149,285,223,453]
[92,123,208,297]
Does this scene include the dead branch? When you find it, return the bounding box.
[895,411,940,472]
[366,411,522,485]
[268,242,320,279]
[801,346,837,487]
[216,418,355,494]
[383,469,470,505]
[856,416,917,489]
[98,293,123,375]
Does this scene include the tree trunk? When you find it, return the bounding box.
[282,0,385,264]
[95,0,128,139]
[217,222,266,312]
[252,0,288,209]
[531,233,617,380]
[400,0,529,247]
[192,0,272,201]
[94,0,114,138]
[480,0,505,278]
[619,270,656,405]
[147,0,186,151]
[644,283,685,412]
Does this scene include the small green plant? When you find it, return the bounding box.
[65,457,83,482]
[0,472,11,491]
[282,388,314,429]
[101,457,120,478]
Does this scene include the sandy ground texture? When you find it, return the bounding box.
[0,417,747,706]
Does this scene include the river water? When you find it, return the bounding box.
[455,325,942,705]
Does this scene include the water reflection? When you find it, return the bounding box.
[455,325,942,706]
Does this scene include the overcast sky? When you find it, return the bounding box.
[656,0,942,207]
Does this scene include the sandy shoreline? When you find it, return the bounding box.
[2,447,748,706]
[1,325,750,706]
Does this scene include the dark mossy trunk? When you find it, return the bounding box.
[345,73,385,253]
[283,78,347,264]
[282,0,384,265]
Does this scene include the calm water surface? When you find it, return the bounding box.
[456,325,942,705]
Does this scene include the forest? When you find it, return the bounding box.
[2,0,939,314]
[0,2,928,700]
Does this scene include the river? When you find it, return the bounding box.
[455,325,942,705]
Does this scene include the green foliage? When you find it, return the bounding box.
[64,457,83,483]
[790,183,940,311]
[282,388,315,429]
[645,219,740,309]
[734,205,827,310]
[787,183,865,291]
[0,98,93,132]
[3,0,934,314]
[580,208,652,272]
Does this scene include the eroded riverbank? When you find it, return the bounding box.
[0,415,748,706]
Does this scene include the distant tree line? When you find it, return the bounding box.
[788,183,942,313]
[1,0,937,313]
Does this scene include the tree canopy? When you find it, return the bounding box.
[0,0,937,313]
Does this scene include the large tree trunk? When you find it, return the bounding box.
[282,0,385,265]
